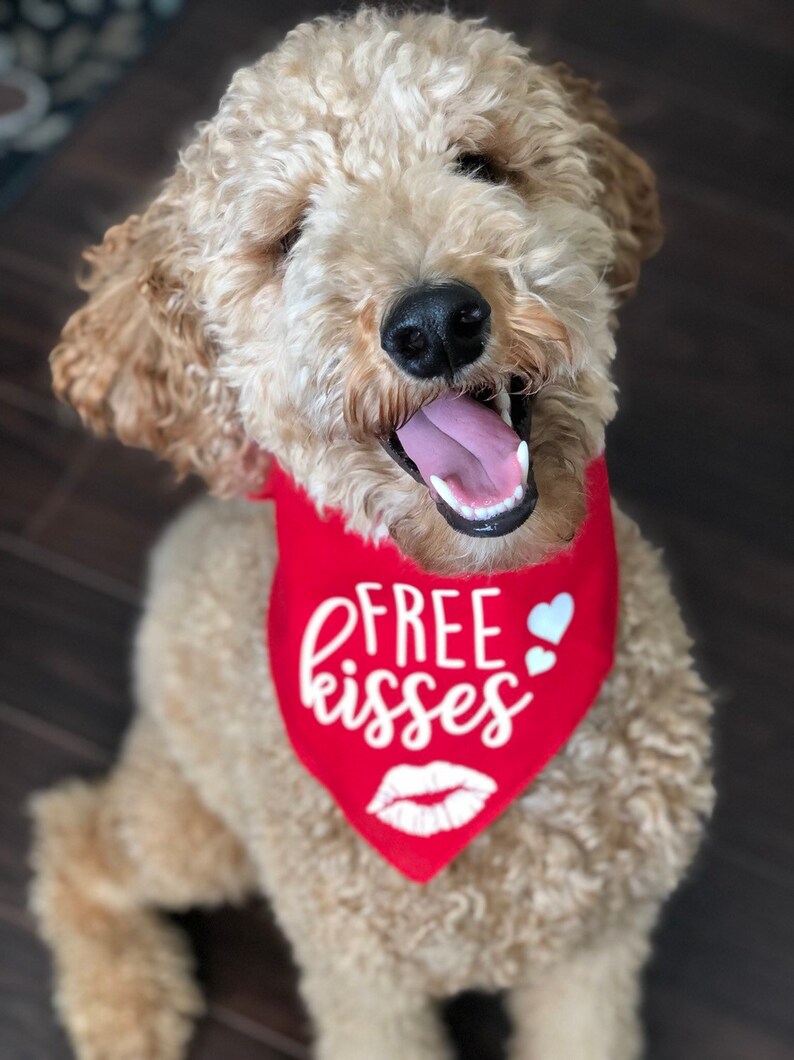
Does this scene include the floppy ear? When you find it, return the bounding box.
[51,178,260,494]
[552,63,663,303]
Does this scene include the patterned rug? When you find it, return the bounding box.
[0,0,185,212]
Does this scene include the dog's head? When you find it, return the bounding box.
[51,9,661,574]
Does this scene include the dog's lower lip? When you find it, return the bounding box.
[438,475,538,538]
[379,379,537,538]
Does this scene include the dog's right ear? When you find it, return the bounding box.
[51,179,256,493]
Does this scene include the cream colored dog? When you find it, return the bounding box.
[30,9,713,1059]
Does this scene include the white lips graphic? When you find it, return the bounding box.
[366,761,497,837]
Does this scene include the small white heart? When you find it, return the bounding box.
[526,646,557,676]
[527,592,574,646]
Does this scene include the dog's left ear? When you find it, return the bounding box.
[551,63,663,303]
[50,172,265,494]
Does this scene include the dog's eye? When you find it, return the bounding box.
[280,222,303,256]
[456,153,501,184]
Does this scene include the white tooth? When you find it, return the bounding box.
[474,507,488,520]
[430,475,461,513]
[494,387,511,414]
[516,440,529,482]
[492,501,507,516]
[513,484,524,502]
[492,386,511,426]
[504,495,516,511]
[461,505,475,519]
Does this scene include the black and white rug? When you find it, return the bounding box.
[0,0,185,212]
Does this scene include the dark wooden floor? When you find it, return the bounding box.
[1,0,793,1057]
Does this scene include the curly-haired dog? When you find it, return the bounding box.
[30,9,713,1059]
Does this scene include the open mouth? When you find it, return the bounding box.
[380,375,537,538]
[366,761,497,837]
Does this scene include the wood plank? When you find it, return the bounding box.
[0,551,136,753]
[539,0,794,123]
[0,917,75,1060]
[186,905,310,1051]
[192,1014,302,1060]
[0,400,87,540]
[26,436,201,591]
[651,0,794,56]
[609,276,792,558]
[646,982,794,1060]
[0,709,107,911]
[0,266,77,400]
[646,849,794,1043]
[530,39,794,218]
[0,398,199,590]
[648,188,793,321]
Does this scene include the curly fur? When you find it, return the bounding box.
[33,10,709,1060]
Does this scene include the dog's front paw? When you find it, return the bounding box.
[54,913,203,1060]
[315,1019,454,1060]
[318,1042,454,1060]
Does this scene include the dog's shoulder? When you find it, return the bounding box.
[135,495,277,731]
[132,495,279,821]
[144,494,276,617]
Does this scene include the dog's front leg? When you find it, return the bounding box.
[506,912,656,1060]
[300,964,454,1060]
[29,714,258,1060]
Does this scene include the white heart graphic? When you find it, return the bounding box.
[527,592,574,645]
[525,646,557,676]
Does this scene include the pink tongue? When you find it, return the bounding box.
[395,392,523,508]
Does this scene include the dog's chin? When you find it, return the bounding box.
[387,456,587,577]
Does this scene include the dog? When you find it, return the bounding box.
[30,9,713,1058]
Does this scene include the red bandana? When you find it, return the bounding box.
[252,457,618,882]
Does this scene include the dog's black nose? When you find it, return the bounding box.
[380,282,491,379]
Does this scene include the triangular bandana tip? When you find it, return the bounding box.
[253,457,618,882]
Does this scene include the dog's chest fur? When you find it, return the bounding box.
[137,496,712,994]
